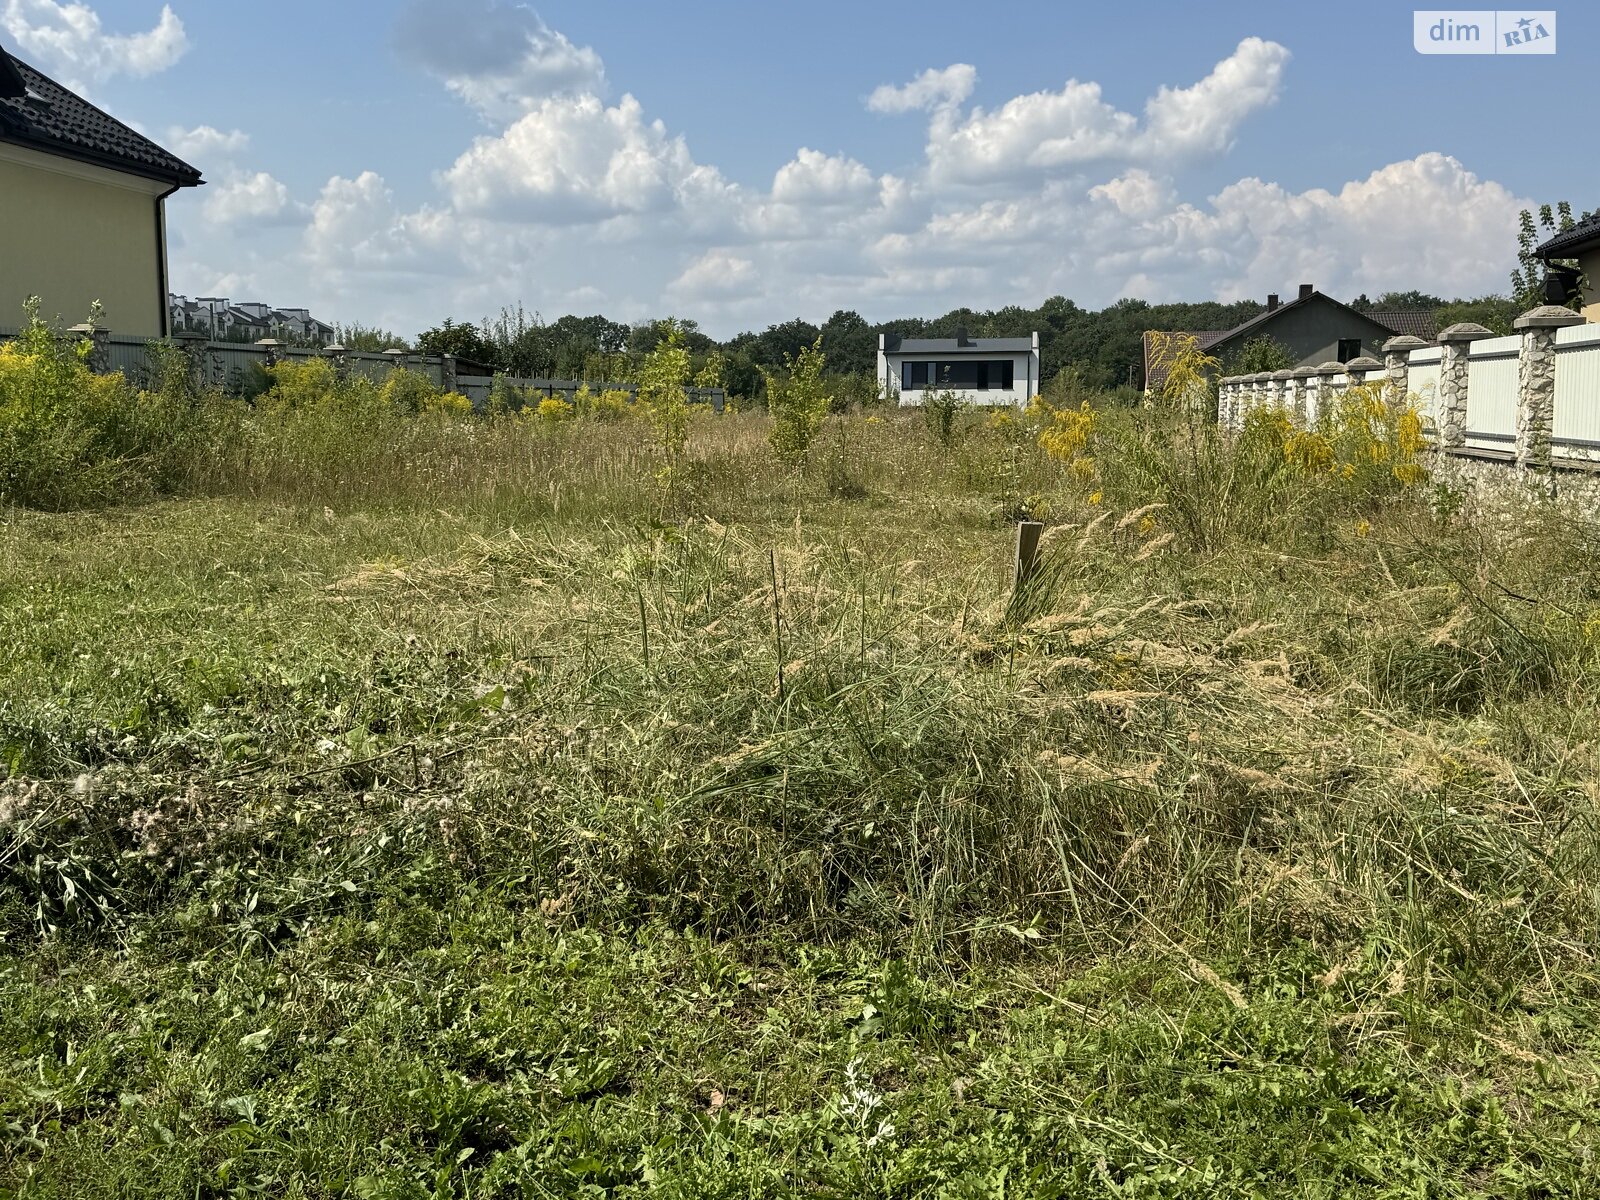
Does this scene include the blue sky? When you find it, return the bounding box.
[3,1,1589,337]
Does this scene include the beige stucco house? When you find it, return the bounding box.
[1,42,202,338]
[1535,216,1600,323]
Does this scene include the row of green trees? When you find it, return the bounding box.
[396,204,1585,400]
[409,287,1540,405]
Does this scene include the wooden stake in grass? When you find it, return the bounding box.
[770,548,785,701]
[1013,520,1044,592]
[636,585,651,673]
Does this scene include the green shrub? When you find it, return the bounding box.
[637,322,691,487]
[0,300,191,509]
[920,388,967,448]
[380,366,441,414]
[766,336,831,467]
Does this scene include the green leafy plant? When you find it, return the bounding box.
[1512,202,1595,310]
[1225,334,1297,375]
[637,319,692,487]
[920,387,967,448]
[765,336,831,467]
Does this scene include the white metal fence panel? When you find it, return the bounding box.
[1464,334,1519,453]
[1405,346,1442,432]
[1553,322,1600,464]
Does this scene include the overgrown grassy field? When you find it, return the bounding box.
[4,353,1600,1195]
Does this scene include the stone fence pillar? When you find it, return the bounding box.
[67,323,110,373]
[255,337,283,368]
[1290,366,1317,426]
[1435,322,1493,451]
[442,353,458,393]
[1245,373,1265,424]
[1380,335,1429,407]
[1513,305,1585,470]
[325,342,349,377]
[1343,355,1383,389]
[1312,362,1343,425]
[1216,378,1232,427]
[1270,369,1294,413]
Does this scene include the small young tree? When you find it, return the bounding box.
[765,336,830,467]
[694,350,725,407]
[921,388,967,448]
[637,319,691,484]
[1511,202,1594,310]
[1225,334,1296,376]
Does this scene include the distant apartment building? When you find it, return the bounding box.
[169,293,335,345]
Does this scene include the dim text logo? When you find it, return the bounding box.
[1414,10,1555,53]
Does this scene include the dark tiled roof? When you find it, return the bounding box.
[0,43,202,186]
[1535,212,1600,259]
[1192,292,1430,356]
[1366,309,1439,341]
[886,336,1034,354]
[1142,294,1437,389]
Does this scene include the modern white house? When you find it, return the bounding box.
[878,330,1041,407]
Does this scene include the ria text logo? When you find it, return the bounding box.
[1414,10,1555,53]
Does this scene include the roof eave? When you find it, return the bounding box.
[1536,230,1600,260]
[0,127,202,187]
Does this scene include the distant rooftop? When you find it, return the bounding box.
[884,334,1034,354]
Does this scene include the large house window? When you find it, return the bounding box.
[1337,338,1362,363]
[900,360,1016,391]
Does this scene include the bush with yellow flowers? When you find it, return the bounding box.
[0,299,193,508]
[425,390,475,417]
[574,385,631,423]
[536,395,575,422]
[1250,381,1429,500]
[379,366,442,415]
[1033,396,1097,485]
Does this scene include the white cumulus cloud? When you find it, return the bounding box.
[866,63,976,114]
[1089,169,1174,218]
[203,171,298,226]
[1139,37,1291,159]
[439,93,734,225]
[393,0,605,121]
[770,148,877,204]
[166,124,250,162]
[0,0,186,86]
[877,38,1290,185]
[669,250,758,298]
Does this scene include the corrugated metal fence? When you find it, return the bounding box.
[1463,334,1520,455]
[1406,346,1442,431]
[1553,323,1600,464]
[0,330,725,411]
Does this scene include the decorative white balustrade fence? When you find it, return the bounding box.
[1214,306,1600,472]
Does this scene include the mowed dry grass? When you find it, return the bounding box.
[3,410,1600,1195]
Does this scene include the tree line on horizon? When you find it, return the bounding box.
[322,203,1581,398]
[390,287,1524,400]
